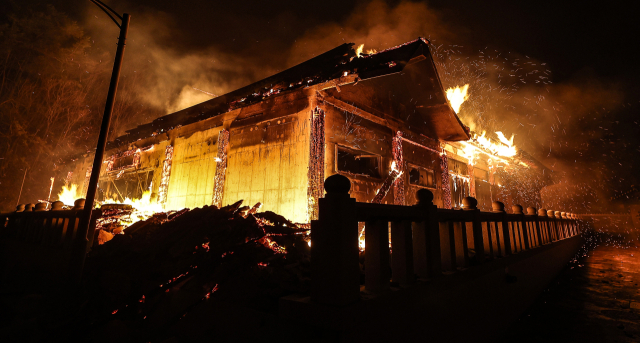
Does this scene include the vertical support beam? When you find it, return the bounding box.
[311,175,359,306]
[468,163,476,198]
[212,129,230,208]
[392,131,405,206]
[157,145,174,205]
[440,147,452,209]
[307,108,325,221]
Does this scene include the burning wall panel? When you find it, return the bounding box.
[165,128,221,210]
[222,97,312,223]
[401,139,443,208]
[324,105,394,204]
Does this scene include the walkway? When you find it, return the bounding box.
[500,234,640,342]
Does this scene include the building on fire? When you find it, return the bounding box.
[62,38,553,223]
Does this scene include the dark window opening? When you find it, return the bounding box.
[112,155,135,170]
[409,166,435,188]
[337,146,381,178]
[98,171,154,202]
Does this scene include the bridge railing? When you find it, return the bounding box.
[311,174,581,306]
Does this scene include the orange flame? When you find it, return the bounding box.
[446,84,470,114]
[58,184,82,206]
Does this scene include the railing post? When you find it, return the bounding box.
[463,197,484,264]
[391,219,414,286]
[413,189,441,279]
[365,219,390,293]
[538,209,548,243]
[311,174,360,306]
[553,211,566,239]
[513,205,529,250]
[570,213,578,235]
[492,201,510,256]
[547,210,556,241]
[527,207,542,248]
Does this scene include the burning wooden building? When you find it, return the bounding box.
[61,38,550,223]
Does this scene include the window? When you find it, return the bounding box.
[112,155,136,170]
[408,165,436,188]
[336,146,381,178]
[447,158,468,176]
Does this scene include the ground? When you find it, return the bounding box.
[500,234,640,342]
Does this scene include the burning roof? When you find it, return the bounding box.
[108,38,469,149]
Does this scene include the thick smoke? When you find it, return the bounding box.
[1,0,633,213]
[81,2,278,120]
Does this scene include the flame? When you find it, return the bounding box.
[58,184,82,206]
[445,84,470,114]
[366,49,377,54]
[495,131,514,147]
[460,142,477,165]
[356,44,364,58]
[108,188,164,227]
[475,131,517,157]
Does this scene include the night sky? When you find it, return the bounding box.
[5,0,640,204]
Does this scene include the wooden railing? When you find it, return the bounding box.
[0,199,101,282]
[311,174,581,306]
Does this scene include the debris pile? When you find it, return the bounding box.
[79,200,310,341]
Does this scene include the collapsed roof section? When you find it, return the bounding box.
[108,38,470,149]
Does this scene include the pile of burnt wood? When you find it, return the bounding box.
[74,201,311,341]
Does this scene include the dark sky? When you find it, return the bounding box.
[20,0,638,86]
[6,0,640,200]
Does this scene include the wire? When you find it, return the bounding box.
[89,0,122,28]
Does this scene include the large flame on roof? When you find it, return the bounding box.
[474,131,517,157]
[446,84,470,114]
[58,184,82,206]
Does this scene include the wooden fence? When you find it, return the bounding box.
[311,174,581,306]
[0,200,101,283]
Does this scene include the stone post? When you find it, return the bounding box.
[311,174,360,306]
[538,209,548,243]
[513,205,529,250]
[413,189,441,279]
[463,197,484,264]
[492,201,511,256]
[527,207,543,248]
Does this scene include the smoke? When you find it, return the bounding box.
[3,0,631,212]
[81,2,278,119]
[286,1,455,66]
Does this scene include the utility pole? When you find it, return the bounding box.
[71,0,130,283]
